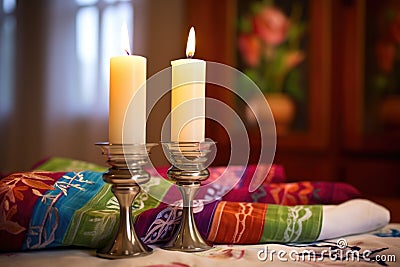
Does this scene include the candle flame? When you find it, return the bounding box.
[186,27,196,58]
[121,21,131,55]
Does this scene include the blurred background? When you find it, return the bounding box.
[0,0,399,219]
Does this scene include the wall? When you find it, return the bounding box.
[0,0,185,173]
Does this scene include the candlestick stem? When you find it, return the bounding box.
[95,142,156,259]
[161,142,214,252]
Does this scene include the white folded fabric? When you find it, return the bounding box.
[318,199,390,240]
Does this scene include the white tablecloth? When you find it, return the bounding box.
[1,224,399,267]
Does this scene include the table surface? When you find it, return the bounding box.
[1,224,399,267]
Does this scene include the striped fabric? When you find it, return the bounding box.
[0,158,360,251]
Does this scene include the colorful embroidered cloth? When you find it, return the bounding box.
[0,158,388,252]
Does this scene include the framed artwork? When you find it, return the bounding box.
[186,0,332,166]
[236,0,309,133]
[235,0,332,150]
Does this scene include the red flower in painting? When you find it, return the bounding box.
[253,6,290,46]
[238,33,261,67]
[237,1,306,99]
[284,50,305,70]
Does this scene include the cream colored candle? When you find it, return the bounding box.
[109,23,146,144]
[171,27,206,142]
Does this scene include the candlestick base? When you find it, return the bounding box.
[161,142,214,252]
[95,142,156,259]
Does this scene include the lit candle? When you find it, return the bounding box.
[171,27,206,142]
[109,22,146,144]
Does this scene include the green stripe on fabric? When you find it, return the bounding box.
[34,157,107,172]
[63,176,171,248]
[261,204,323,243]
[261,204,288,242]
[132,177,172,216]
[62,183,116,247]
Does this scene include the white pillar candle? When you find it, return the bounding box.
[109,23,146,144]
[171,27,206,142]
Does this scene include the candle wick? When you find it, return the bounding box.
[187,52,194,59]
[125,50,130,56]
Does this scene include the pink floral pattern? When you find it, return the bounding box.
[253,5,290,46]
[237,0,306,100]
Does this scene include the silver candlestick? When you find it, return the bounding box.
[161,141,214,252]
[95,142,156,259]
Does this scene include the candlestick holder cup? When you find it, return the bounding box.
[161,141,215,252]
[95,142,156,259]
